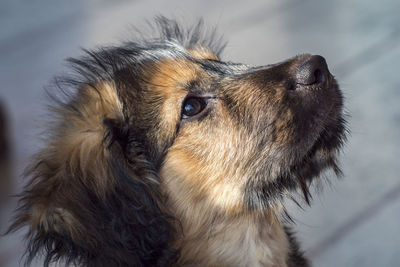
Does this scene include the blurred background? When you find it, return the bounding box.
[1,0,399,266]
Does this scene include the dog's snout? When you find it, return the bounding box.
[295,55,328,86]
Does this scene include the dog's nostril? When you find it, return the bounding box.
[295,55,328,86]
[314,69,325,84]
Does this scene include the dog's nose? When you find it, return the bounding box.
[295,55,328,85]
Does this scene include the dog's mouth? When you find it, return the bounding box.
[284,79,347,202]
[243,75,346,209]
[296,111,346,174]
[293,120,346,203]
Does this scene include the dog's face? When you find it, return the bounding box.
[126,49,344,215]
[10,18,346,266]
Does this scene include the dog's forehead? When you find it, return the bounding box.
[139,52,207,90]
[140,41,248,76]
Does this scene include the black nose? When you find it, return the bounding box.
[295,55,328,85]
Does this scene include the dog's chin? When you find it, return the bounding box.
[282,103,346,201]
[296,115,345,171]
[244,89,346,210]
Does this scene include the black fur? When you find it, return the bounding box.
[285,227,310,267]
[8,117,178,266]
[244,110,347,209]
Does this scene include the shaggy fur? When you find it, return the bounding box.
[9,17,346,266]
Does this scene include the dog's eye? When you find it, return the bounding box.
[182,97,207,118]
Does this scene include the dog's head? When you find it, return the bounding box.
[10,17,346,266]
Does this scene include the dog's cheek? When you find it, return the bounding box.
[222,81,303,167]
[160,113,254,215]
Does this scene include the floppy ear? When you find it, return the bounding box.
[8,81,176,266]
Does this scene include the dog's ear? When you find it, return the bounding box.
[8,81,176,266]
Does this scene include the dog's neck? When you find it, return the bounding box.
[163,182,289,266]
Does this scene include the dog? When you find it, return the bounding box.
[9,17,346,266]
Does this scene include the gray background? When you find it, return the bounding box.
[1,0,400,266]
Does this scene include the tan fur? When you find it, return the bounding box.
[173,209,288,267]
[188,48,220,60]
[159,95,290,266]
[51,82,123,193]
[25,82,124,234]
